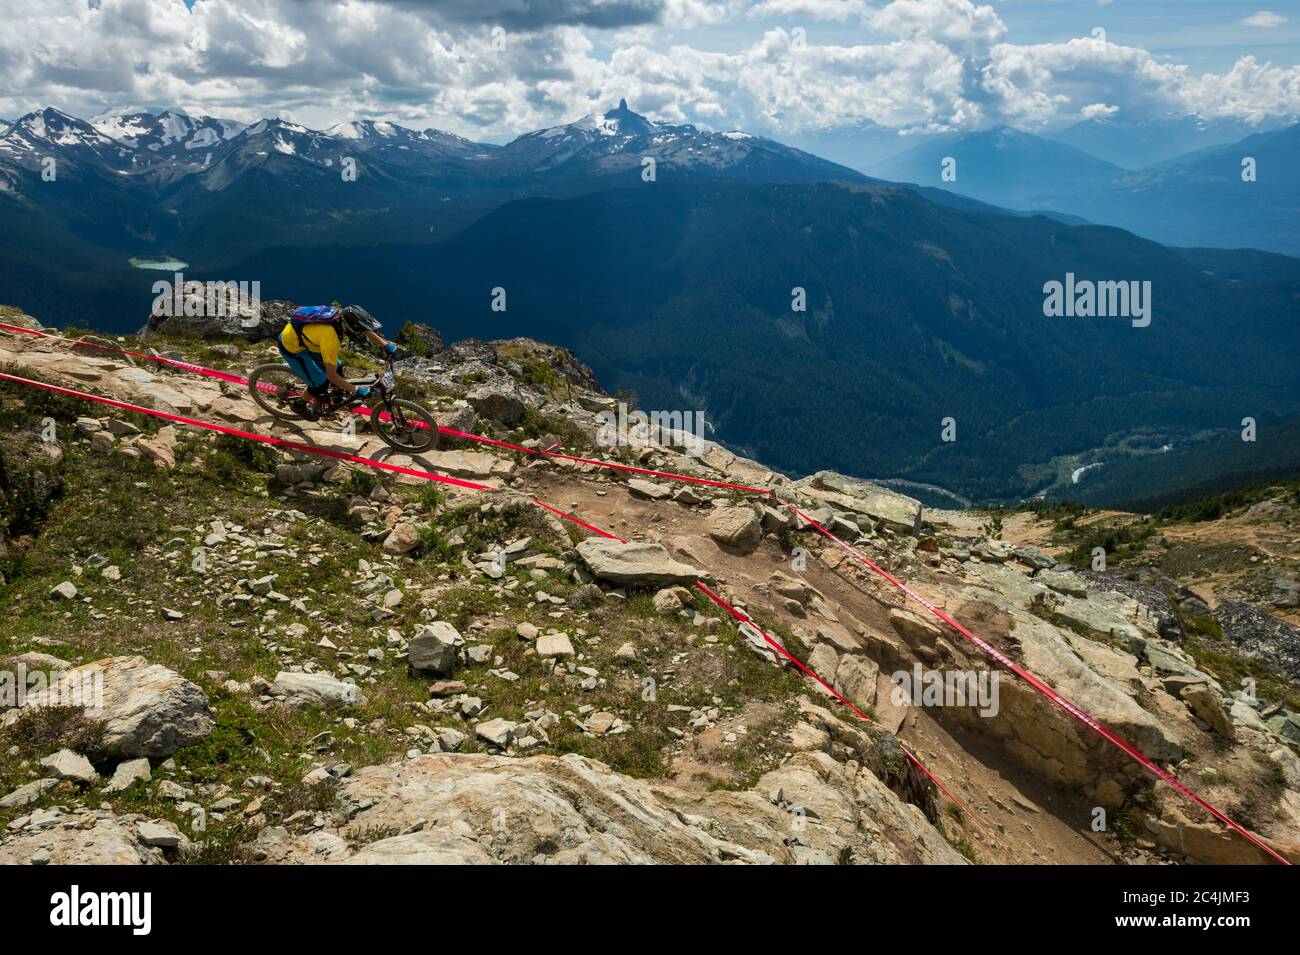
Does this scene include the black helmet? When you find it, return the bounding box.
[340,305,382,341]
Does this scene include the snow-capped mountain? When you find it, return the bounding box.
[93,110,244,151]
[76,110,247,181]
[0,107,249,180]
[91,110,245,171]
[187,118,380,190]
[327,119,495,165]
[0,107,134,173]
[0,100,862,192]
[493,99,861,184]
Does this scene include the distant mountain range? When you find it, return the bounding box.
[1045,114,1286,169]
[870,122,1300,256]
[2,102,1298,505]
[0,101,860,190]
[872,127,1124,212]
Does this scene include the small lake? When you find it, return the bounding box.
[129,256,189,271]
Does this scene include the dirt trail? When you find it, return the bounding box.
[519,467,1117,865]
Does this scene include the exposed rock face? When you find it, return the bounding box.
[141,298,295,341]
[0,813,163,865]
[576,539,703,586]
[396,321,444,355]
[1,656,213,759]
[794,471,923,535]
[1143,807,1299,866]
[887,564,1185,805]
[251,748,965,865]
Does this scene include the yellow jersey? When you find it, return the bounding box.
[280,322,342,367]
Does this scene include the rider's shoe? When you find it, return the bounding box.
[292,397,323,421]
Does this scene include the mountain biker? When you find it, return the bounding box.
[277,304,398,418]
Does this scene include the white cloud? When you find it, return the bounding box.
[745,0,871,21]
[0,0,1294,141]
[870,0,1006,55]
[1240,11,1287,28]
[1080,102,1119,120]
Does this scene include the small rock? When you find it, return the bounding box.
[536,632,576,658]
[383,522,421,555]
[475,718,517,747]
[137,820,185,849]
[587,712,617,736]
[105,758,152,793]
[39,749,98,785]
[408,622,461,676]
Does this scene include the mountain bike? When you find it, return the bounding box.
[247,356,439,453]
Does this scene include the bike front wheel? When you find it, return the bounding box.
[371,399,439,453]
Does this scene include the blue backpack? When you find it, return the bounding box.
[288,306,341,348]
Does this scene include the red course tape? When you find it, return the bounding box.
[2,322,1286,864]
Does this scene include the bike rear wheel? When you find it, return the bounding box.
[248,363,309,420]
[371,398,439,453]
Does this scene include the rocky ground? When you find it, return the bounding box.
[1,303,1298,865]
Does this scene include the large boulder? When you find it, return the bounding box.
[1,656,213,759]
[707,505,763,552]
[467,385,526,425]
[576,539,702,587]
[271,671,364,708]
